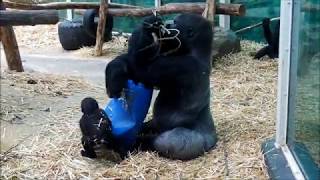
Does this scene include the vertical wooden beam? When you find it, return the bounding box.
[95,0,108,56]
[202,0,216,27]
[0,0,24,72]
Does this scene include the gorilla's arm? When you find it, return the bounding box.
[105,54,129,98]
[262,18,273,45]
[255,18,280,59]
[127,15,163,66]
[271,20,280,52]
[127,27,158,65]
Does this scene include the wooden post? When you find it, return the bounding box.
[203,0,216,27]
[0,0,23,72]
[95,0,108,56]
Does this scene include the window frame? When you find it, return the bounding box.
[275,0,306,179]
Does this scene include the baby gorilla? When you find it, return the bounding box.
[79,97,113,158]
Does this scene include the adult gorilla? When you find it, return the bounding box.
[106,13,217,160]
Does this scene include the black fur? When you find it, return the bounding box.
[105,13,217,160]
[254,18,280,59]
[79,97,113,158]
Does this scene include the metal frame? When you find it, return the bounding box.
[155,0,161,7]
[219,0,230,29]
[276,0,305,179]
[66,0,73,20]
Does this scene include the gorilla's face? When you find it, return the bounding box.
[165,14,213,55]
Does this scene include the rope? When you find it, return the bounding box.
[235,17,280,34]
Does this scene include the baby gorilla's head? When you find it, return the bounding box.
[81,97,99,115]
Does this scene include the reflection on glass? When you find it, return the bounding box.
[287,0,320,178]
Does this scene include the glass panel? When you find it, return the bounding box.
[230,0,280,42]
[287,0,320,178]
[111,0,154,33]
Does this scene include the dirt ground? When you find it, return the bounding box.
[1,34,277,179]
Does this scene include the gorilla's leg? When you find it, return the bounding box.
[81,137,97,158]
[153,127,216,160]
[254,46,269,59]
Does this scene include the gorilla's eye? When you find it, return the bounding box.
[187,28,194,38]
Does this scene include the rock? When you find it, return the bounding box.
[212,27,241,64]
[27,79,37,84]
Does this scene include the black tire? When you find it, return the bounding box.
[83,9,114,42]
[58,20,96,50]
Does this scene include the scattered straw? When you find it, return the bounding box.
[14,25,60,50]
[1,40,278,179]
[1,71,91,97]
[14,24,127,59]
[72,36,128,59]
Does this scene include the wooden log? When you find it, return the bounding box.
[4,1,139,10]
[6,1,245,16]
[107,3,245,17]
[95,0,108,56]
[0,10,59,26]
[0,0,23,72]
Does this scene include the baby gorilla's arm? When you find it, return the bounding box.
[81,136,97,158]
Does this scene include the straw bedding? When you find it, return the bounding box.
[1,41,278,179]
[13,25,127,58]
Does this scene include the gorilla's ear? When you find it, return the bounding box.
[187,28,194,38]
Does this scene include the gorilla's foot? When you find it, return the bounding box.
[153,127,217,160]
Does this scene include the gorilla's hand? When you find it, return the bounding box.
[142,15,163,33]
[105,54,129,98]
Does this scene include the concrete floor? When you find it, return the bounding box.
[1,48,111,87]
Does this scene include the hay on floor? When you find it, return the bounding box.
[13,25,127,59]
[0,41,277,179]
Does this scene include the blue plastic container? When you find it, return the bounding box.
[104,80,153,148]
